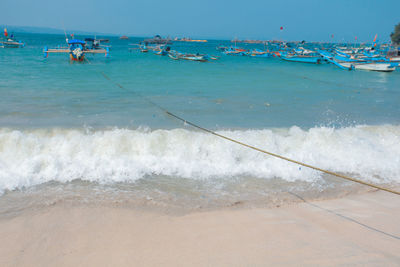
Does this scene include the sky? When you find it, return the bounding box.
[1,0,399,42]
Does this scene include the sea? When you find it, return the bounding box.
[0,33,399,215]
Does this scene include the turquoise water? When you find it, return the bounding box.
[1,33,399,129]
[0,33,399,212]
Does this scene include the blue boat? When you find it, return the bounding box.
[44,38,109,62]
[280,52,321,64]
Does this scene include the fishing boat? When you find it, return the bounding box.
[339,62,397,72]
[168,50,209,62]
[319,49,397,72]
[248,49,271,57]
[154,46,170,56]
[277,46,321,63]
[136,43,149,52]
[280,53,321,63]
[44,39,109,62]
[0,28,25,48]
[182,54,208,62]
[129,43,169,54]
[223,46,248,56]
[175,37,207,43]
[0,38,25,48]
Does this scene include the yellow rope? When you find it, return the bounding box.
[100,72,400,196]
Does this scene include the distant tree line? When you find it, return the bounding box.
[391,23,400,45]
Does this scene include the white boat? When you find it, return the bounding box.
[0,38,25,48]
[388,56,400,62]
[340,62,396,72]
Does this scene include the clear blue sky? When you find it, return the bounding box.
[2,0,399,42]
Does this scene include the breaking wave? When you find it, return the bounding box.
[0,125,399,193]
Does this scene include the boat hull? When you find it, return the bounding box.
[340,62,396,72]
[1,41,24,48]
[281,56,321,64]
[70,54,85,62]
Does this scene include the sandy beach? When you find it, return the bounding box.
[0,189,399,267]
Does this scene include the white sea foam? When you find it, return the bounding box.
[0,125,399,193]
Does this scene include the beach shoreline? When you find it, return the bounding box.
[1,189,399,266]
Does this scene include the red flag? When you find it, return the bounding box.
[280,26,283,31]
[4,28,8,37]
[331,34,334,38]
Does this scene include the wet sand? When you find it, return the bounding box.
[0,189,399,266]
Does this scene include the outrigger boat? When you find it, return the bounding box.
[168,51,208,62]
[129,43,170,54]
[340,62,397,72]
[44,38,109,62]
[280,54,321,63]
[318,49,398,72]
[248,49,271,57]
[154,45,170,55]
[0,38,25,48]
[0,28,25,48]
[280,48,321,64]
[168,50,218,62]
[223,46,248,56]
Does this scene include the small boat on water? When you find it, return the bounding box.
[318,49,398,72]
[137,43,149,52]
[175,37,207,43]
[154,46,170,56]
[248,49,271,57]
[280,47,321,63]
[44,38,109,62]
[129,43,170,54]
[168,50,216,62]
[223,46,248,56]
[168,51,209,62]
[280,53,321,63]
[1,38,25,48]
[340,62,397,72]
[0,28,25,48]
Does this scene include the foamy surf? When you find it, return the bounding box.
[0,124,399,195]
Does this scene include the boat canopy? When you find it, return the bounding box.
[68,39,86,45]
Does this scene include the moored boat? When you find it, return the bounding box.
[340,62,397,72]
[44,38,109,62]
[248,49,271,57]
[280,53,321,63]
[0,28,25,48]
